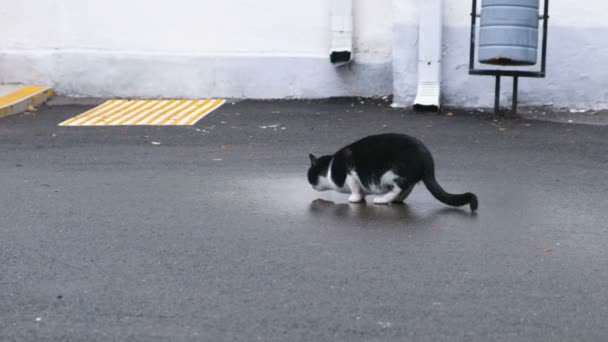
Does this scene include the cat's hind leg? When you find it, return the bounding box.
[392,183,415,204]
[373,188,401,204]
[373,177,412,205]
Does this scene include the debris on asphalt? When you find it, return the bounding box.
[543,248,553,253]
[446,112,454,116]
[378,321,392,328]
[259,124,281,131]
[569,109,586,113]
[151,142,161,145]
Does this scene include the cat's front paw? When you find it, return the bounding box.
[348,194,364,203]
[373,196,390,205]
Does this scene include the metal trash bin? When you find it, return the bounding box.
[479,0,539,65]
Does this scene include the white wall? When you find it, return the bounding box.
[0,0,393,98]
[1,0,607,108]
[0,0,392,59]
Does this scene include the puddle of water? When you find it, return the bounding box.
[231,174,479,227]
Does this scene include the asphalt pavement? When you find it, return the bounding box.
[1,99,607,341]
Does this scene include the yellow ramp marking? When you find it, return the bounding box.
[59,98,225,126]
[0,86,48,107]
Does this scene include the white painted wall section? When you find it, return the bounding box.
[1,0,607,108]
[0,0,393,99]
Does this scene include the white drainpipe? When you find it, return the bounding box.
[413,0,443,111]
[330,0,353,66]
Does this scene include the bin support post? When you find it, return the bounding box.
[512,76,519,116]
[493,75,521,117]
[494,75,501,114]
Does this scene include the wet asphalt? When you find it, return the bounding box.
[1,99,607,341]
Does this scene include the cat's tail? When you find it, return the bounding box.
[422,174,478,212]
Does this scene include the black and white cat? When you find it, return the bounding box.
[308,133,478,212]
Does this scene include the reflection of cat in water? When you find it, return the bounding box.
[309,198,475,223]
[309,198,477,222]
[309,198,415,221]
[307,134,478,212]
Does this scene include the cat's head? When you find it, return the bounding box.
[307,154,334,191]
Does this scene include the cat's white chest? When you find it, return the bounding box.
[325,162,350,193]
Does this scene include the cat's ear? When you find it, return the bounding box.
[309,154,318,166]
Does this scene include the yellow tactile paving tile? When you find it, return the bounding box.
[59,98,225,126]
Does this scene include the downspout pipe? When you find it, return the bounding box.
[413,0,442,111]
[330,0,353,66]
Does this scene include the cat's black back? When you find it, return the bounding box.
[331,133,431,188]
